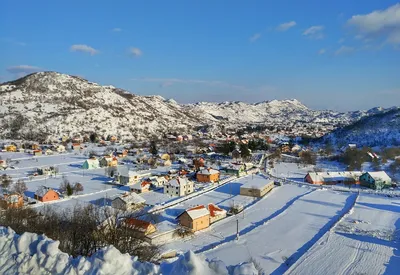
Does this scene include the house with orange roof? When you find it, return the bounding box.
[208,203,227,224]
[123,218,157,236]
[71,143,81,151]
[177,205,210,231]
[0,159,7,168]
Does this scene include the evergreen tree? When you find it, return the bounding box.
[149,140,158,156]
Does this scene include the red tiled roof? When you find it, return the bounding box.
[188,205,206,212]
[124,218,153,230]
[208,203,224,217]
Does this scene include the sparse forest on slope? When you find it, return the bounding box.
[320,108,400,148]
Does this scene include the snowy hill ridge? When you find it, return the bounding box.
[0,226,257,275]
[0,72,390,141]
[320,107,400,147]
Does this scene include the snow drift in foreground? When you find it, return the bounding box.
[0,227,258,275]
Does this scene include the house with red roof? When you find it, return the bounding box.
[208,203,227,224]
[131,180,151,193]
[123,218,156,236]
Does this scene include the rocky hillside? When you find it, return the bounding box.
[0,72,391,141]
[320,108,400,148]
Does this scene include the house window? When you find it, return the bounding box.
[176,191,178,195]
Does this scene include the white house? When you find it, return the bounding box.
[146,176,167,188]
[111,193,146,211]
[56,144,66,153]
[164,177,194,197]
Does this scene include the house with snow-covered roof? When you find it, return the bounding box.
[164,177,194,197]
[0,192,24,209]
[177,205,210,231]
[196,168,220,183]
[359,171,392,190]
[111,192,146,211]
[82,157,100,169]
[34,187,59,202]
[130,180,151,193]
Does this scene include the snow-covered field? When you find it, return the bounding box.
[286,193,400,275]
[200,188,356,274]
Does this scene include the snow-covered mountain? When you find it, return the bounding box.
[320,108,400,148]
[0,72,391,141]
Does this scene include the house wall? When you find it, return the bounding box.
[210,213,226,224]
[197,173,220,183]
[240,182,274,197]
[111,198,127,211]
[37,190,59,202]
[178,213,210,231]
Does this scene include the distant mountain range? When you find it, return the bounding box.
[0,72,394,141]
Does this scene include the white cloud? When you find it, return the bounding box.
[112,28,122,32]
[338,38,345,44]
[318,48,327,55]
[335,46,355,55]
[347,3,400,45]
[129,47,142,57]
[7,65,41,74]
[70,44,99,55]
[132,77,251,92]
[276,21,297,31]
[249,33,261,43]
[303,25,325,39]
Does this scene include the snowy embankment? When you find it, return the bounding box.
[0,227,258,275]
[202,189,357,274]
[286,194,400,275]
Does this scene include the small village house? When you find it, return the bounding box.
[196,168,220,183]
[176,135,183,142]
[145,176,167,188]
[72,143,81,151]
[45,149,53,155]
[123,218,157,236]
[31,144,40,150]
[37,166,56,176]
[99,156,118,167]
[164,177,194,197]
[0,160,7,168]
[240,176,274,197]
[131,180,151,193]
[0,193,24,209]
[34,187,59,202]
[304,171,362,185]
[114,168,152,185]
[111,193,146,211]
[208,203,227,224]
[359,171,392,190]
[177,205,210,232]
[5,145,17,152]
[110,136,118,143]
[33,150,42,156]
[224,163,245,177]
[82,157,100,169]
[56,145,66,153]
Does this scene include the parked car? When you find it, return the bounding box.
[274,181,282,186]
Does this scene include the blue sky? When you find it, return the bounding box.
[1,0,399,111]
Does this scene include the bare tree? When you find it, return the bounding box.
[12,179,27,194]
[0,174,13,190]
[74,182,84,194]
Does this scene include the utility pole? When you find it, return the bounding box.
[236,219,239,240]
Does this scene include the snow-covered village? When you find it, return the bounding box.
[2,1,400,274]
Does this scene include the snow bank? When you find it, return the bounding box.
[0,227,257,275]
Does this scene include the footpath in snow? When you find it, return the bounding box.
[286,193,400,275]
[202,188,357,274]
